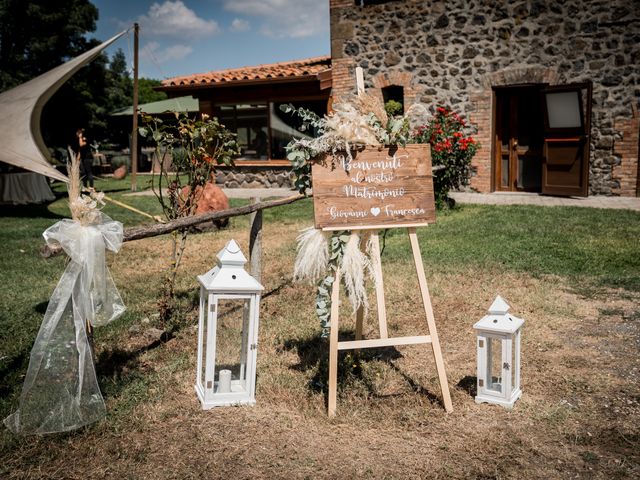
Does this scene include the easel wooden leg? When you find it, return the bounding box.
[328,267,341,417]
[355,232,365,344]
[408,228,453,413]
[355,306,364,341]
[369,230,388,339]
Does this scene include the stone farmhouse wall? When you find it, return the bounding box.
[215,167,293,189]
[330,0,639,196]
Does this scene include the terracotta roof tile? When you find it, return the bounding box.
[162,55,331,88]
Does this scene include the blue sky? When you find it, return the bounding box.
[92,0,330,80]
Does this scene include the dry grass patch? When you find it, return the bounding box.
[2,213,639,479]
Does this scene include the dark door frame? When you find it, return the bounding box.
[541,81,592,197]
[491,84,546,193]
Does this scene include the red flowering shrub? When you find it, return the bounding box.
[412,106,478,207]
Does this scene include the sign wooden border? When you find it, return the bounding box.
[311,144,435,231]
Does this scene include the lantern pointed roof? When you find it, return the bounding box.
[217,239,247,266]
[488,295,510,315]
[474,295,524,333]
[198,240,263,292]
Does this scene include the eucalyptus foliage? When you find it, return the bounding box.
[316,232,350,337]
[281,101,410,196]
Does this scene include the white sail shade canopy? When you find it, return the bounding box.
[0,31,126,182]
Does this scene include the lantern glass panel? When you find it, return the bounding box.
[486,336,503,394]
[215,298,251,393]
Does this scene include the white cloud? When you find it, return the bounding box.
[162,44,194,61]
[230,18,250,32]
[138,1,220,39]
[223,0,328,38]
[143,41,193,64]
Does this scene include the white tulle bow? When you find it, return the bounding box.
[4,213,125,434]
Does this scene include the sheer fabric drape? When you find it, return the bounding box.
[4,214,125,434]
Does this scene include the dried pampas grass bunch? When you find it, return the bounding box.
[352,91,388,128]
[294,227,378,321]
[67,149,105,225]
[341,232,371,313]
[293,227,329,284]
[324,103,379,146]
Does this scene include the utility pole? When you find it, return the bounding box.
[131,22,139,191]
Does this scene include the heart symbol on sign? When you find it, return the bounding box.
[370,207,381,217]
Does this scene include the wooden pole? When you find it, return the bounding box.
[41,194,307,258]
[249,197,262,282]
[355,66,365,95]
[130,22,139,192]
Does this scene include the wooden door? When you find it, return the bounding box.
[541,83,592,196]
[494,87,544,192]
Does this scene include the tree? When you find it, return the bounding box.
[0,0,108,150]
[140,113,239,327]
[0,0,100,92]
[105,49,132,112]
[138,78,167,105]
[0,1,169,150]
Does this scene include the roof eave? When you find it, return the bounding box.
[157,72,332,92]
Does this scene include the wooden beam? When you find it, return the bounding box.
[337,335,431,351]
[328,267,341,417]
[249,197,262,282]
[369,231,388,339]
[355,66,365,95]
[41,194,308,258]
[355,305,364,341]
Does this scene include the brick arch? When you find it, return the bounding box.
[468,66,560,193]
[369,70,419,107]
[481,66,560,89]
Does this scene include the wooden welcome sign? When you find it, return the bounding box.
[311,144,435,230]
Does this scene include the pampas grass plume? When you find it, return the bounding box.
[293,227,329,284]
[342,233,370,313]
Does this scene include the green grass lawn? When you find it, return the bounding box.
[1,180,639,477]
[1,183,637,408]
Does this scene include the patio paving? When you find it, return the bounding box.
[450,191,640,211]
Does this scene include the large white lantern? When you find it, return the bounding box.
[195,239,264,409]
[474,296,524,409]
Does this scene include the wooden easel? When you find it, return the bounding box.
[325,68,453,416]
[326,227,453,416]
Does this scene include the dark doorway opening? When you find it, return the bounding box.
[493,85,545,192]
[382,85,404,115]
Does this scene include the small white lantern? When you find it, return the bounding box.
[474,296,524,409]
[195,239,264,409]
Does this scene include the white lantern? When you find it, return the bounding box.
[473,296,524,409]
[195,239,264,409]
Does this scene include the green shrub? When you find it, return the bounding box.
[384,99,403,117]
[412,106,479,208]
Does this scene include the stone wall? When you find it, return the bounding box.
[331,0,639,196]
[612,105,639,196]
[215,166,293,188]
